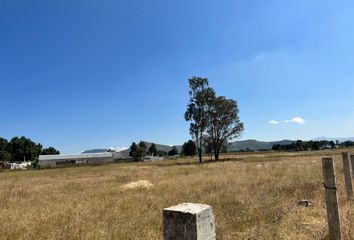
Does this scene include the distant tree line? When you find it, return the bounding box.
[129,140,197,161]
[272,140,336,151]
[339,141,354,147]
[0,136,60,162]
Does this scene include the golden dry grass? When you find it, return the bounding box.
[0,150,354,239]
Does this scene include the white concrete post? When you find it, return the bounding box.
[163,203,216,240]
[322,157,342,240]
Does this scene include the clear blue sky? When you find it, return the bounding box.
[1,0,354,153]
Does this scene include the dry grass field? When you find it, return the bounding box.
[1,150,354,240]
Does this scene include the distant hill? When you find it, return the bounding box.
[84,137,352,155]
[108,141,183,156]
[82,149,109,154]
[228,139,294,151]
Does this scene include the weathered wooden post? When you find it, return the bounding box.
[163,203,216,240]
[350,155,354,180]
[342,152,353,199]
[322,157,342,240]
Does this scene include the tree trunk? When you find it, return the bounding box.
[198,135,203,163]
[214,149,219,161]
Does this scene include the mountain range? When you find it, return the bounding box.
[83,137,354,154]
[227,139,294,151]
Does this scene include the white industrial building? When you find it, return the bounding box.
[39,151,129,168]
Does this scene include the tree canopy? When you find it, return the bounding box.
[206,96,244,160]
[185,77,215,163]
[184,76,243,162]
[129,142,146,161]
[168,146,179,156]
[0,136,60,162]
[181,140,197,156]
[41,147,60,155]
[6,136,42,162]
[148,143,158,156]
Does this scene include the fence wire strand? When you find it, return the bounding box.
[245,202,298,240]
[243,198,354,240]
[317,200,338,240]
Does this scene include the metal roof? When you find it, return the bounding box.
[39,152,113,161]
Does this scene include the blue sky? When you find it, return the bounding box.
[1,0,354,153]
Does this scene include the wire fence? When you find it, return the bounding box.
[243,155,354,240]
[243,198,354,240]
[245,202,298,240]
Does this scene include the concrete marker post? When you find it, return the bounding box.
[342,152,353,200]
[322,157,342,240]
[163,203,216,240]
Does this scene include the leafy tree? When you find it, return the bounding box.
[138,141,147,153]
[129,142,138,157]
[205,96,244,161]
[185,77,215,163]
[181,140,197,156]
[0,151,11,162]
[6,136,42,162]
[0,137,8,151]
[133,148,145,161]
[41,147,60,155]
[148,143,158,156]
[138,141,147,149]
[0,137,11,162]
[168,146,178,156]
[203,138,213,155]
[129,141,146,161]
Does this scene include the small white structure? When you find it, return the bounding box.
[143,155,165,161]
[10,162,31,170]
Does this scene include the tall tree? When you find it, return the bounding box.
[0,137,11,162]
[41,147,60,155]
[138,141,147,153]
[206,96,244,161]
[148,143,158,156]
[129,141,146,161]
[0,150,11,162]
[129,142,138,157]
[185,77,215,163]
[0,137,8,151]
[6,136,42,162]
[168,146,178,156]
[181,140,197,156]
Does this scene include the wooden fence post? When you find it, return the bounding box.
[322,157,342,240]
[163,203,216,240]
[350,155,354,180]
[342,152,353,199]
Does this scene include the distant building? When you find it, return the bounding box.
[39,150,129,168]
[319,144,333,150]
[143,155,165,161]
